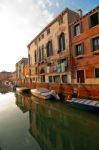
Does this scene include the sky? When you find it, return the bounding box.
[0,0,99,72]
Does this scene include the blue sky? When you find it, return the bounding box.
[0,0,98,71]
[44,0,99,17]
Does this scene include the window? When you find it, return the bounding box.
[49,76,53,83]
[34,40,37,45]
[62,75,67,83]
[59,59,68,72]
[92,36,99,51]
[41,75,45,82]
[28,54,31,65]
[59,16,63,25]
[29,69,31,76]
[35,67,37,74]
[75,43,84,56]
[47,41,53,57]
[47,28,50,34]
[38,37,41,41]
[89,12,99,28]
[77,70,85,83]
[42,34,44,39]
[59,32,65,51]
[54,75,60,83]
[95,68,99,78]
[74,23,81,36]
[34,50,37,63]
[39,46,44,62]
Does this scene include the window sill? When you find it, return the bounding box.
[74,33,81,37]
[75,55,84,59]
[93,50,99,54]
[89,23,99,29]
[57,50,65,53]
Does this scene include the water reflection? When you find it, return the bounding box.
[15,93,99,150]
[0,92,41,150]
[15,93,32,113]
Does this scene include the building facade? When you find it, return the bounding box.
[70,6,99,84]
[16,6,99,99]
[27,8,79,85]
[16,58,28,83]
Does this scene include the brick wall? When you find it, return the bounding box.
[17,82,99,100]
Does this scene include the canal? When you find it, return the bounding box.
[0,92,99,150]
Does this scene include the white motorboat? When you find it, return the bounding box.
[31,88,60,100]
[16,87,30,93]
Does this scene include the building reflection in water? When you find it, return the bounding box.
[15,93,99,150]
[15,93,32,113]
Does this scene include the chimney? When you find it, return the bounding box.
[77,9,83,17]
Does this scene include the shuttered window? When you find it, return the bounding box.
[95,68,99,78]
[49,76,53,83]
[62,75,67,83]
[74,24,80,36]
[59,32,65,51]
[39,47,44,62]
[89,12,99,28]
[75,43,84,56]
[47,41,53,57]
[54,75,60,83]
[92,36,99,51]
[34,50,37,63]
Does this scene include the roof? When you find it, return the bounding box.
[70,6,99,25]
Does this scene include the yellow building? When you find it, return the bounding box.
[27,8,79,84]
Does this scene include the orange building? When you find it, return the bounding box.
[23,64,31,83]
[70,6,99,98]
[70,6,99,84]
[16,58,28,83]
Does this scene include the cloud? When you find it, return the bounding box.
[0,0,54,71]
[0,0,98,71]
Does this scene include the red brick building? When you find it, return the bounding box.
[70,6,99,98]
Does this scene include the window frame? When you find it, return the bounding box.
[62,75,68,83]
[89,11,99,28]
[92,36,99,52]
[95,68,99,78]
[53,75,60,83]
[34,50,37,63]
[75,43,84,56]
[59,32,65,51]
[47,41,53,57]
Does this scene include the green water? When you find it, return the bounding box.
[0,92,99,150]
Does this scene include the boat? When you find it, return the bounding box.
[16,87,30,93]
[65,98,99,112]
[31,88,60,100]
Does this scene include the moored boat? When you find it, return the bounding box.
[31,88,60,100]
[65,98,99,112]
[16,87,30,93]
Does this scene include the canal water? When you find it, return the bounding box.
[0,92,99,150]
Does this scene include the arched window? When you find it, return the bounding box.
[34,50,37,63]
[39,46,44,62]
[47,41,53,57]
[59,32,65,51]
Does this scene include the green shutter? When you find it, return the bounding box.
[51,41,53,56]
[82,43,84,54]
[98,11,99,24]
[80,22,83,33]
[74,45,76,56]
[88,16,91,28]
[63,33,65,50]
